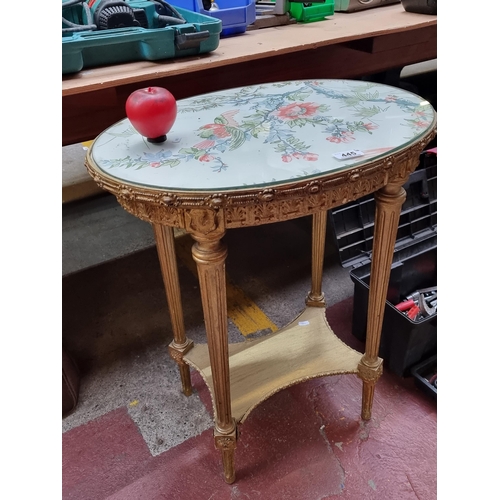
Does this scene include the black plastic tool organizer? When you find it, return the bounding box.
[329,149,437,377]
[411,354,437,399]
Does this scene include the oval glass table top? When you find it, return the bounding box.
[89,79,436,192]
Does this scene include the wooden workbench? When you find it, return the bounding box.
[62,4,436,146]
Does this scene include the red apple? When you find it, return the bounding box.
[125,87,177,143]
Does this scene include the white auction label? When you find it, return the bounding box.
[332,149,365,160]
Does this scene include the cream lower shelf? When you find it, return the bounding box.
[184,306,363,423]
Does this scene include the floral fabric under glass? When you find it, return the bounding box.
[90,79,436,191]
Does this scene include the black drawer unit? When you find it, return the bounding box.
[329,148,437,377]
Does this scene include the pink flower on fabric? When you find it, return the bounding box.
[385,95,397,102]
[150,162,161,168]
[221,110,240,127]
[327,131,354,143]
[275,102,320,120]
[303,153,318,161]
[282,155,293,163]
[363,122,378,131]
[201,124,231,138]
[199,154,215,162]
[415,121,429,128]
[327,136,342,144]
[194,139,216,150]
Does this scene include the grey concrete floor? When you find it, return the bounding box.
[62,200,355,455]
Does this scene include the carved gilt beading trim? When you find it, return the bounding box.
[84,128,435,235]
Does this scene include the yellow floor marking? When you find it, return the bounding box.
[174,232,278,336]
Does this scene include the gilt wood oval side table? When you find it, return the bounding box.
[84,79,437,484]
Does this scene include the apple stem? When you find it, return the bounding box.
[147,135,167,144]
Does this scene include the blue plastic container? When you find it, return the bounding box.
[172,0,255,36]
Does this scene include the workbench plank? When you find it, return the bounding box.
[62,5,436,96]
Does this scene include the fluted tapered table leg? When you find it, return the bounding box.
[153,224,194,396]
[358,182,406,420]
[191,230,237,484]
[306,211,327,307]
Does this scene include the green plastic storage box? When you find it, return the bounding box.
[289,0,334,23]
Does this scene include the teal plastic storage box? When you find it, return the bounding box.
[289,0,333,23]
[62,5,222,74]
[172,0,255,37]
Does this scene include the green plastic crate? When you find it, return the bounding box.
[289,0,334,23]
[62,5,222,74]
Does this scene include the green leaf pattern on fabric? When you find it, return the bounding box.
[103,81,433,172]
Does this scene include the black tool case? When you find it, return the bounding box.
[329,149,437,377]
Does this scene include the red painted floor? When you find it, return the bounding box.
[62,298,437,500]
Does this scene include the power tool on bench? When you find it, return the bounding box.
[62,0,186,33]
